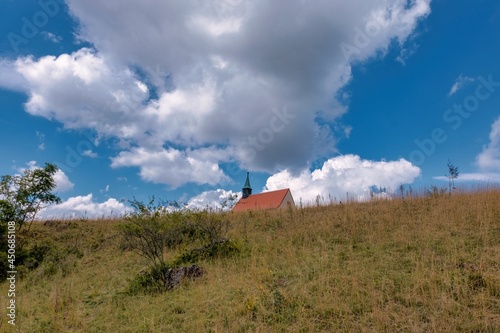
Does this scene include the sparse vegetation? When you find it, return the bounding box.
[119,198,238,294]
[1,187,499,332]
[0,163,61,231]
[0,163,61,281]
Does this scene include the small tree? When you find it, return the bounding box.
[0,163,61,231]
[120,197,185,267]
[446,160,459,194]
[119,198,195,292]
[190,210,230,247]
[120,198,237,293]
[120,213,171,269]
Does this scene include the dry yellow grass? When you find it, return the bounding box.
[1,189,499,332]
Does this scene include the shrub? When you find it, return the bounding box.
[119,213,183,270]
[120,198,239,293]
[120,198,200,292]
[127,263,174,294]
[189,210,231,246]
[127,263,205,295]
[174,238,241,265]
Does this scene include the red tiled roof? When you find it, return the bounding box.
[232,188,291,212]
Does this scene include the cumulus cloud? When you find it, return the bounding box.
[13,48,149,136]
[110,146,230,188]
[39,194,132,219]
[476,117,500,170]
[186,189,240,211]
[20,161,74,192]
[1,0,431,187]
[430,119,500,184]
[53,169,75,192]
[265,155,421,204]
[434,118,500,183]
[0,58,27,91]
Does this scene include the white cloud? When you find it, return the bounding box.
[19,161,74,192]
[1,0,431,187]
[186,189,240,211]
[0,58,27,91]
[100,185,110,193]
[265,155,421,204]
[448,74,475,96]
[13,48,149,136]
[431,118,500,185]
[476,117,500,170]
[36,131,46,151]
[434,173,500,183]
[82,150,98,158]
[41,31,62,43]
[53,170,75,192]
[110,146,230,188]
[39,194,132,219]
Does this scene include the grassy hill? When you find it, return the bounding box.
[1,189,499,332]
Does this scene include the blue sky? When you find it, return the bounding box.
[1,0,499,218]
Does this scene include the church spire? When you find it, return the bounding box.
[242,172,252,199]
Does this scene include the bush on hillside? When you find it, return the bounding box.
[174,238,241,266]
[120,198,239,293]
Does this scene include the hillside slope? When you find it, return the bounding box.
[1,190,499,332]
